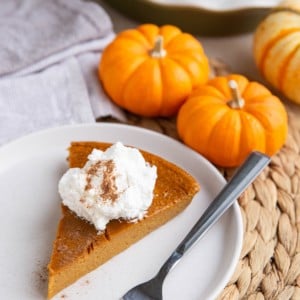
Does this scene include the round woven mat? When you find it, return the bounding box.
[100,59,300,299]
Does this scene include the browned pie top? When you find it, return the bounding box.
[50,142,200,270]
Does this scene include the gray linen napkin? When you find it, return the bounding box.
[0,58,95,145]
[0,0,125,146]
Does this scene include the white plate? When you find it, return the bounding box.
[0,123,243,300]
[148,0,281,11]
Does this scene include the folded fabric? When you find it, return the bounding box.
[77,51,126,121]
[0,58,95,145]
[0,0,126,146]
[0,0,114,77]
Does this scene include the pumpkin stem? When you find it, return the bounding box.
[228,80,245,109]
[150,35,166,58]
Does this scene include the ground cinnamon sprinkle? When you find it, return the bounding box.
[33,261,48,295]
[85,159,119,202]
[100,160,118,202]
[85,161,102,191]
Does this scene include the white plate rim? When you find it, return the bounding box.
[135,0,281,12]
[0,123,243,300]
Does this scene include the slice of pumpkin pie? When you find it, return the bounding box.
[47,141,200,299]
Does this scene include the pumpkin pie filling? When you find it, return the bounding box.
[47,141,200,299]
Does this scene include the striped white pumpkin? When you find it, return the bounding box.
[254,0,300,104]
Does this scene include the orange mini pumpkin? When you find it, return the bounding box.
[99,24,209,117]
[177,74,288,167]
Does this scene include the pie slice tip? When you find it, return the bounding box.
[47,142,200,299]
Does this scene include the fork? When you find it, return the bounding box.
[122,151,270,300]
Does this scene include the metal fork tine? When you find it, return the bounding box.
[122,278,163,300]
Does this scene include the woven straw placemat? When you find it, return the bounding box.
[100,59,300,299]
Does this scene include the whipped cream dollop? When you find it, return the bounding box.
[58,142,157,231]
